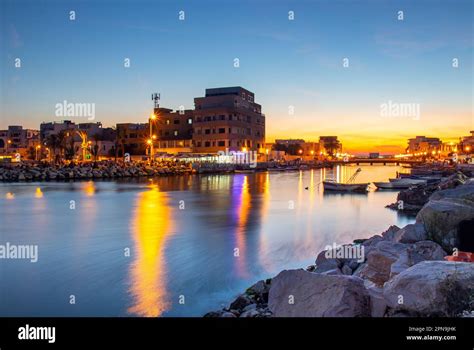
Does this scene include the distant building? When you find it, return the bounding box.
[275,139,305,146]
[406,136,442,154]
[0,125,40,157]
[152,107,193,153]
[369,152,380,159]
[116,123,149,156]
[192,87,265,153]
[461,131,474,153]
[40,120,76,141]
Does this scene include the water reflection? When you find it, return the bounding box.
[128,185,174,317]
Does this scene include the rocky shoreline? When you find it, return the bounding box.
[0,161,194,181]
[205,174,474,318]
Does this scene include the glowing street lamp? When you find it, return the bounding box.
[465,146,471,153]
[242,147,247,152]
[35,145,41,160]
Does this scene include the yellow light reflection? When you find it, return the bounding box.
[235,176,250,278]
[35,187,43,198]
[128,186,173,317]
[5,192,14,199]
[83,181,95,197]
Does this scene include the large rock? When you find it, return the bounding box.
[355,241,407,286]
[268,269,370,317]
[383,261,474,316]
[392,223,427,243]
[416,197,474,252]
[356,240,446,285]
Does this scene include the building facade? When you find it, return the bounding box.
[192,87,265,153]
[406,136,442,154]
[0,126,40,158]
[152,107,193,153]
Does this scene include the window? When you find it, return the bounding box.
[174,130,178,136]
[197,142,202,147]
[247,116,251,123]
[174,120,180,124]
[218,128,225,134]
[228,128,232,133]
[197,117,202,122]
[188,118,193,124]
[219,115,225,120]
[218,141,225,147]
[166,120,170,125]
[205,129,211,135]
[205,141,211,147]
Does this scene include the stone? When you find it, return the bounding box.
[229,295,252,311]
[314,249,341,273]
[268,269,370,317]
[240,308,260,318]
[392,223,427,243]
[416,197,474,252]
[381,225,401,241]
[342,264,353,275]
[383,261,474,317]
[355,241,407,286]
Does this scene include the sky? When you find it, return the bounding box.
[1,0,473,153]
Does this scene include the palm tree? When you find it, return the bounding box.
[115,126,127,161]
[91,133,101,161]
[44,134,59,163]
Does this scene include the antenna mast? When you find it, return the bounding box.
[151,93,161,109]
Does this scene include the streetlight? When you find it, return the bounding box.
[149,114,157,161]
[36,145,41,161]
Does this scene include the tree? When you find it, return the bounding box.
[323,140,341,157]
[91,133,101,161]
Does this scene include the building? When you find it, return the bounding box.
[152,107,193,153]
[319,136,342,156]
[275,139,305,146]
[460,131,474,153]
[0,125,40,158]
[406,136,442,154]
[40,120,76,141]
[192,87,265,153]
[116,123,149,156]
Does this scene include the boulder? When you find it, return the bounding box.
[355,241,407,286]
[314,249,341,273]
[383,261,474,317]
[381,225,401,241]
[392,223,427,243]
[416,197,474,252]
[268,269,370,317]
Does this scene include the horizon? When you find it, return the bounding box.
[1,0,472,153]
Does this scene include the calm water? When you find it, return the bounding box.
[0,165,414,316]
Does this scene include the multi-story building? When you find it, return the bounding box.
[460,131,474,153]
[40,120,77,140]
[116,123,149,156]
[406,136,442,154]
[152,107,193,153]
[192,87,265,153]
[0,126,40,157]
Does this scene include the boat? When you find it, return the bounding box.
[374,180,424,190]
[323,180,369,192]
[234,169,256,174]
[322,168,369,193]
[389,178,427,185]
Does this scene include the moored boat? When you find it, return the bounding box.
[323,181,369,192]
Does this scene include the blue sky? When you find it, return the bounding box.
[1,0,472,152]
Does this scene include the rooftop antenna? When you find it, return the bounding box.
[151,93,161,108]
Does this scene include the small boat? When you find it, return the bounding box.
[234,169,256,174]
[389,178,427,185]
[374,181,423,190]
[323,181,369,192]
[323,168,368,193]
